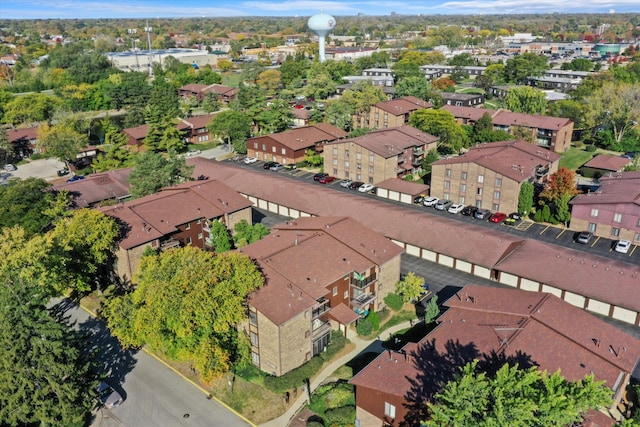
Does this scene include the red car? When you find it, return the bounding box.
[489,212,508,223]
[319,175,336,184]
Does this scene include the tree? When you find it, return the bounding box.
[209,220,233,253]
[504,53,548,84]
[423,295,440,324]
[207,110,253,153]
[539,167,580,205]
[233,219,269,248]
[0,273,97,426]
[505,86,547,115]
[409,109,468,153]
[426,361,612,427]
[421,149,440,175]
[2,93,62,126]
[102,247,264,381]
[555,193,572,226]
[0,178,56,236]
[325,98,356,131]
[395,76,441,104]
[257,69,282,95]
[254,99,294,135]
[201,92,222,113]
[584,82,640,144]
[518,181,534,216]
[303,149,323,167]
[128,151,194,199]
[0,128,11,165]
[37,121,89,163]
[395,272,426,303]
[546,100,586,130]
[561,58,593,72]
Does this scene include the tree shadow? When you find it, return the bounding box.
[400,338,535,427]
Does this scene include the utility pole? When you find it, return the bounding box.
[127,28,139,70]
[145,21,153,77]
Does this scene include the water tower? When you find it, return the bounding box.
[308,12,336,62]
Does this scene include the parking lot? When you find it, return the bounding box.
[229,157,640,264]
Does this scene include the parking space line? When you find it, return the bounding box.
[629,245,638,256]
[555,229,566,239]
[539,225,550,235]
[590,236,600,247]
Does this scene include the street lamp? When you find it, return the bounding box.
[145,21,153,77]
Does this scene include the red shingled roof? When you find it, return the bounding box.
[571,171,640,206]
[374,96,433,114]
[583,154,631,172]
[52,168,132,208]
[443,105,572,130]
[327,125,438,159]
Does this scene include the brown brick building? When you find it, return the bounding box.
[353,96,433,130]
[431,140,561,213]
[239,217,403,377]
[323,125,439,184]
[101,179,252,280]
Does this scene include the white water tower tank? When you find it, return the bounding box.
[307,12,336,62]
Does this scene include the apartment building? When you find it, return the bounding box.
[323,125,439,184]
[353,96,433,130]
[239,217,403,376]
[431,140,561,213]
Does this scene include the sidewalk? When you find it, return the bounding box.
[260,320,416,427]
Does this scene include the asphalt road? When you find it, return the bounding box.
[50,299,252,427]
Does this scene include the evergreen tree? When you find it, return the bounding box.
[518,181,534,216]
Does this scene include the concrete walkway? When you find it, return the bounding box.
[260,320,417,427]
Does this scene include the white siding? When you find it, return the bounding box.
[455,260,472,273]
[391,239,404,248]
[405,244,420,256]
[499,272,519,287]
[564,291,586,308]
[520,278,539,292]
[289,209,300,218]
[268,202,279,213]
[612,306,637,324]
[421,249,437,262]
[587,299,610,316]
[541,284,562,297]
[388,190,400,201]
[278,205,289,216]
[300,211,312,217]
[439,254,454,268]
[257,199,268,209]
[377,188,389,198]
[400,194,412,204]
[474,265,491,279]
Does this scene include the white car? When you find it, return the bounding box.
[358,183,375,193]
[244,156,258,164]
[339,179,353,188]
[185,149,201,157]
[448,203,464,214]
[423,196,439,207]
[3,164,16,171]
[614,239,631,254]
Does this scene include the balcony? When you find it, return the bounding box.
[351,293,376,308]
[352,273,377,289]
[535,165,550,177]
[159,238,180,250]
[312,318,332,339]
[312,298,331,320]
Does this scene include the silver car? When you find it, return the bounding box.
[97,382,123,409]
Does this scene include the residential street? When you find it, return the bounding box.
[50,299,252,427]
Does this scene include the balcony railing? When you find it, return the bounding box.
[159,238,180,250]
[312,298,331,319]
[535,166,549,176]
[352,274,377,289]
[351,293,376,308]
[312,319,332,339]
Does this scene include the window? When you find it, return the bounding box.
[254,142,258,149]
[250,332,259,346]
[369,177,374,184]
[444,193,450,200]
[333,147,338,155]
[197,219,202,224]
[384,402,396,419]
[460,184,466,193]
[344,290,349,299]
[262,144,266,150]
[198,232,203,240]
[333,158,338,166]
[459,196,465,204]
[493,203,499,211]
[185,223,191,230]
[478,175,484,183]
[251,352,260,366]
[333,169,338,175]
[613,213,622,223]
[333,286,338,296]
[369,166,374,174]
[272,146,276,153]
[494,191,500,200]
[345,161,350,168]
[281,148,286,155]
[476,200,482,208]
[356,152,362,160]
[461,171,467,180]
[369,154,374,163]
[445,168,451,177]
[590,208,599,217]
[198,135,208,142]
[635,233,640,242]
[588,223,597,232]
[186,237,192,245]
[357,174,361,180]
[345,150,349,157]
[612,228,620,237]
[496,178,502,187]
[249,311,257,325]
[477,188,483,196]
[357,163,361,170]
[444,181,450,189]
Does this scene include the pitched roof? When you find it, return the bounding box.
[375,178,429,196]
[571,171,640,206]
[179,113,217,129]
[432,140,561,183]
[240,217,403,325]
[374,96,433,115]
[246,124,347,151]
[52,167,132,208]
[122,124,148,141]
[351,285,640,401]
[7,127,38,142]
[327,125,438,159]
[442,105,573,130]
[583,154,631,172]
[100,179,251,250]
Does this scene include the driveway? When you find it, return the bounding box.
[3,158,66,182]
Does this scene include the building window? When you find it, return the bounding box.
[476,200,482,208]
[612,228,620,237]
[186,237,192,245]
[460,184,466,193]
[250,332,259,346]
[254,142,258,149]
[185,223,191,230]
[385,402,396,419]
[262,144,266,150]
[445,168,451,177]
[345,150,349,157]
[333,147,338,155]
[444,181,450,189]
[493,203,499,211]
[333,168,338,175]
[369,177,374,184]
[333,286,338,296]
[459,196,465,204]
[478,175,484,183]
[197,219,202,224]
[344,290,349,299]
[282,148,286,155]
[357,163,362,170]
[356,152,362,160]
[272,146,276,153]
[635,233,640,242]
[461,171,467,180]
[588,223,597,232]
[345,161,350,168]
[369,166,374,174]
[496,178,502,187]
[613,213,622,223]
[369,154,374,163]
[590,209,599,217]
[249,311,257,325]
[357,174,361,180]
[198,232,203,240]
[444,193,449,200]
[477,188,483,196]
[333,158,338,166]
[494,191,500,200]
[251,352,259,366]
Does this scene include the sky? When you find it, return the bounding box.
[0,0,638,20]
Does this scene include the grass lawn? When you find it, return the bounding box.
[559,146,595,170]
[222,73,242,87]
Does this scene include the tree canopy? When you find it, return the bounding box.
[409,109,467,154]
[395,272,427,303]
[206,110,253,153]
[102,247,264,381]
[0,178,56,236]
[128,151,194,199]
[505,86,547,115]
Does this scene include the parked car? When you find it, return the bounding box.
[66,175,85,183]
[313,172,329,181]
[434,200,453,211]
[349,181,364,190]
[413,195,425,205]
[284,164,297,171]
[576,231,593,244]
[614,239,631,254]
[244,156,258,164]
[474,209,492,220]
[358,183,375,193]
[185,149,201,157]
[97,382,123,409]
[57,168,70,177]
[263,161,278,169]
[448,203,464,214]
[460,205,478,216]
[319,175,336,184]
[339,179,353,188]
[423,196,439,207]
[504,212,523,226]
[489,212,508,223]
[270,163,284,171]
[3,164,16,171]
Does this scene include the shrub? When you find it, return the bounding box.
[324,405,356,426]
[384,293,404,311]
[262,357,323,393]
[377,308,390,323]
[306,422,324,427]
[368,312,380,331]
[356,318,373,336]
[574,141,584,148]
[320,330,346,362]
[585,144,597,152]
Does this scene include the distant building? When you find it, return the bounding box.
[177,83,238,103]
[353,96,433,130]
[7,126,39,158]
[52,168,132,208]
[106,48,221,72]
[440,92,484,108]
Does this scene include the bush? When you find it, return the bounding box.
[306,422,324,427]
[574,141,584,148]
[324,405,355,426]
[585,144,597,152]
[30,153,45,160]
[356,318,373,336]
[320,330,346,362]
[368,312,380,331]
[263,357,323,393]
[384,293,404,311]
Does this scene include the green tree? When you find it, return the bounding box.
[448,53,476,66]
[207,110,253,153]
[421,149,440,175]
[2,93,62,126]
[254,99,294,135]
[561,58,593,72]
[423,295,440,324]
[303,149,323,167]
[102,247,264,381]
[233,219,270,248]
[584,82,640,144]
[210,220,233,253]
[0,128,12,165]
[546,100,586,130]
[0,178,56,237]
[504,53,548,85]
[409,109,468,153]
[37,121,89,163]
[518,181,534,216]
[395,272,426,303]
[426,361,612,427]
[325,98,356,131]
[0,273,97,426]
[554,193,572,226]
[505,86,547,115]
[395,76,441,104]
[128,151,194,199]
